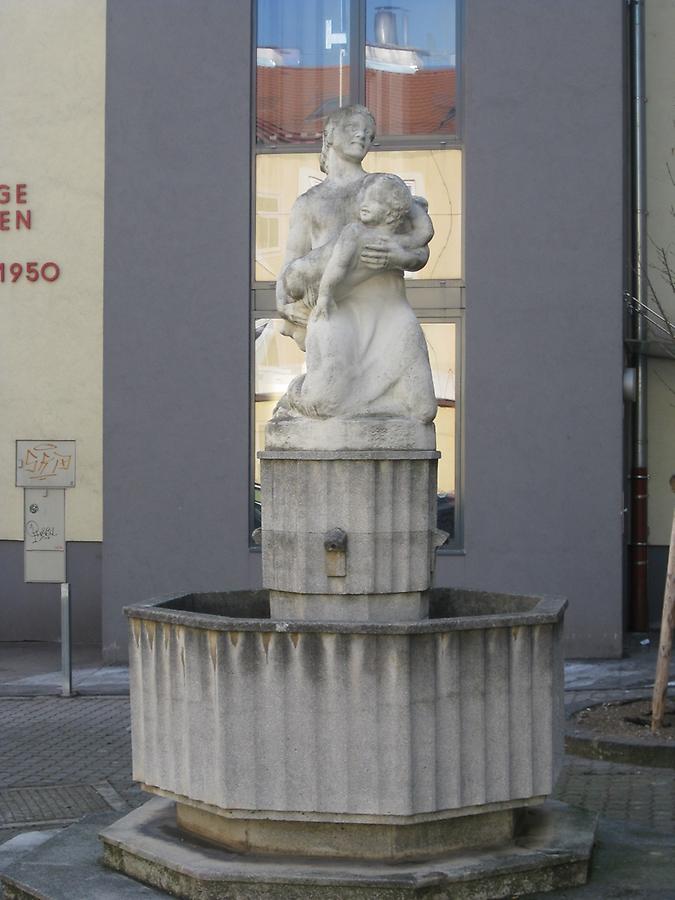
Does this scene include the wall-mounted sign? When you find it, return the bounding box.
[16,440,76,488]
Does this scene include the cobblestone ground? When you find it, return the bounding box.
[1,693,673,851]
[554,756,675,833]
[0,697,141,846]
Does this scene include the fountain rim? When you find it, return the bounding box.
[124,589,566,635]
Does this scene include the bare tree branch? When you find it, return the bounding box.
[653,366,675,402]
[667,162,675,189]
[646,270,675,340]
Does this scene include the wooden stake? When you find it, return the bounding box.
[651,501,675,733]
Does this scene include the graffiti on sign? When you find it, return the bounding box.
[16,440,76,488]
[22,444,72,480]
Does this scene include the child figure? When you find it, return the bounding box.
[313,173,414,320]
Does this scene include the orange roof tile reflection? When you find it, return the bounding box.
[256,65,456,144]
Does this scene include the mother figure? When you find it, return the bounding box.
[274,105,437,424]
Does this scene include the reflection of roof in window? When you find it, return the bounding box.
[256,65,456,143]
[366,45,426,73]
[257,47,301,67]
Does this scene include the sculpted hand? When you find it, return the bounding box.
[360,236,408,271]
[283,301,311,326]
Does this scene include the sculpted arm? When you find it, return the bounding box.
[276,195,337,324]
[314,225,360,319]
[360,198,433,273]
[276,196,312,320]
[284,196,314,267]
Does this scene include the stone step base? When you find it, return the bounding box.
[175,801,515,861]
[96,797,596,900]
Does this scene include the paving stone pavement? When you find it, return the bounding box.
[554,756,675,833]
[0,697,132,789]
[0,696,143,849]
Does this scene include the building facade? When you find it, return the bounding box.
[4,0,668,662]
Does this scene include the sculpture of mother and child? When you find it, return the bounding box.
[272,104,437,427]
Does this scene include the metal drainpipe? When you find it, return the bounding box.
[629,0,649,630]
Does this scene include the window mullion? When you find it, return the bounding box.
[349,0,366,106]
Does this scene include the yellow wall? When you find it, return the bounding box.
[646,0,675,326]
[0,0,105,540]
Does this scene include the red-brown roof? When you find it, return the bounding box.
[256,66,456,144]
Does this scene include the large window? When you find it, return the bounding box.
[253,0,464,549]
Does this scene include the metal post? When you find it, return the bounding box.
[60,582,73,697]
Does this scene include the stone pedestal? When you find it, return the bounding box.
[260,448,444,621]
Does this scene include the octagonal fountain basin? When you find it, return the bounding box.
[125,588,565,829]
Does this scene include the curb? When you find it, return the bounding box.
[565,733,675,768]
[565,695,675,769]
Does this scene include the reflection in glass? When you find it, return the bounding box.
[254,319,307,482]
[365,0,457,137]
[423,322,456,542]
[255,150,462,282]
[256,0,351,145]
[253,319,457,541]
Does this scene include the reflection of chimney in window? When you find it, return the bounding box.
[369,7,424,73]
[374,6,410,46]
[375,7,398,46]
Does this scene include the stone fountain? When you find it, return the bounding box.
[100,106,595,898]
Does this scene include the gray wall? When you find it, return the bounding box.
[648,546,669,630]
[434,0,625,657]
[104,0,625,661]
[0,541,101,644]
[103,0,256,661]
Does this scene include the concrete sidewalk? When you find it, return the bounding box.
[0,637,674,898]
[0,642,128,696]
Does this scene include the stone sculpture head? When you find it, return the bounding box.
[358,173,412,228]
[319,105,376,174]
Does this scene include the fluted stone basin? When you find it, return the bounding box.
[124,587,565,852]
